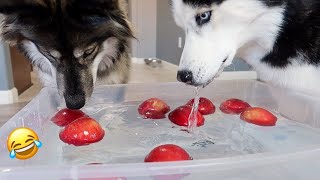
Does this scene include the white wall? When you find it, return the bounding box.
[156,0,184,65]
[0,42,14,90]
[130,0,157,58]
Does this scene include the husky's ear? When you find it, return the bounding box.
[66,0,133,37]
[0,0,53,26]
[0,0,52,45]
[0,0,48,15]
[67,0,125,25]
[68,0,127,16]
[69,0,119,9]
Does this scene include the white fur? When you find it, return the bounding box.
[172,0,319,92]
[258,62,320,93]
[169,0,283,81]
[0,15,4,41]
[49,50,61,59]
[239,42,320,92]
[173,0,320,93]
[73,48,84,58]
[172,0,285,85]
[91,37,120,84]
[21,40,57,87]
[21,37,121,90]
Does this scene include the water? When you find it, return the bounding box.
[3,92,320,167]
[187,87,200,133]
[55,101,266,165]
[33,99,315,165]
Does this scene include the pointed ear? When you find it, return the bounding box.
[67,0,119,14]
[65,0,120,26]
[0,0,48,16]
[0,0,53,27]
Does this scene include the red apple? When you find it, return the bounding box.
[51,108,88,127]
[59,117,105,146]
[186,97,215,115]
[144,144,192,162]
[220,99,251,114]
[138,98,170,119]
[168,106,205,127]
[240,107,278,126]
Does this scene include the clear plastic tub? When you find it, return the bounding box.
[1,80,320,180]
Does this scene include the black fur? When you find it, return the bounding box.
[182,0,223,6]
[0,0,133,109]
[180,0,320,68]
[180,0,286,8]
[258,0,284,7]
[262,1,320,68]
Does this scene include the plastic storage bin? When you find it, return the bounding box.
[1,80,320,180]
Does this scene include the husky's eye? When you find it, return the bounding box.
[49,50,61,59]
[196,11,212,26]
[84,45,97,56]
[37,46,58,61]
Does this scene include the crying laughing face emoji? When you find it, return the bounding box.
[7,127,42,160]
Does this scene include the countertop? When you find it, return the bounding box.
[128,58,178,83]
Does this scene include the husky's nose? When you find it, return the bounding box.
[64,94,86,110]
[177,70,193,84]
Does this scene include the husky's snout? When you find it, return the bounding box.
[64,93,86,110]
[0,0,133,110]
[177,63,226,87]
[177,70,193,84]
[56,63,94,110]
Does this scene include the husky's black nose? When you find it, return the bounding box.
[64,94,86,110]
[177,70,193,84]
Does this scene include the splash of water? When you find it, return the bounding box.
[187,87,200,133]
[10,150,16,159]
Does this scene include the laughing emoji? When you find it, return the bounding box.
[7,127,42,160]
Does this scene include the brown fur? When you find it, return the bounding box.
[0,0,133,109]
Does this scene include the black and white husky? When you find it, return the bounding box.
[0,0,133,109]
[171,0,320,93]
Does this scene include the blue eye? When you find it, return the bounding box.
[196,11,212,26]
